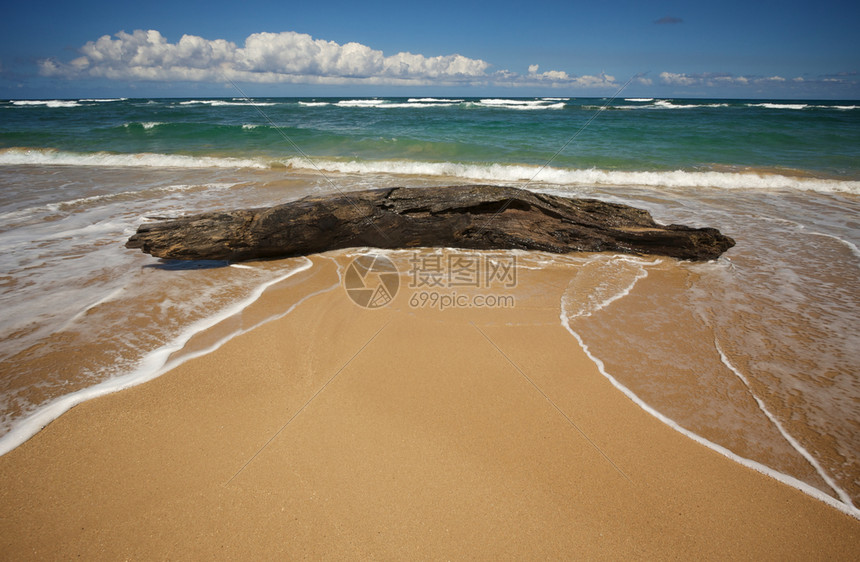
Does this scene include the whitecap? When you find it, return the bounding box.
[279,157,860,195]
[0,148,269,170]
[178,99,276,107]
[407,98,464,103]
[747,103,808,110]
[11,100,81,108]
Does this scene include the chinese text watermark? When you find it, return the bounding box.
[343,252,518,310]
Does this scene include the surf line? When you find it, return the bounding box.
[0,258,317,457]
[561,300,860,520]
[714,339,856,509]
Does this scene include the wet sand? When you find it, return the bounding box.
[1,253,858,559]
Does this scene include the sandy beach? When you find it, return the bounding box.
[1,251,858,559]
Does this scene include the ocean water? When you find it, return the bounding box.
[1,96,858,515]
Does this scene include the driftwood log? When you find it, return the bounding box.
[126,185,734,261]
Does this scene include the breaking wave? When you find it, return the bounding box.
[2,148,858,194]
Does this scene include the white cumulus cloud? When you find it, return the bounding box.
[659,71,794,88]
[659,71,699,86]
[40,29,490,85]
[38,29,620,90]
[524,63,616,88]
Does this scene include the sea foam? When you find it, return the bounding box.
[559,261,860,519]
[748,103,809,110]
[0,258,315,457]
[335,99,459,108]
[714,340,856,508]
[10,100,81,108]
[477,99,565,110]
[407,98,464,103]
[178,99,277,107]
[0,148,268,169]
[283,157,860,195]
[3,148,857,195]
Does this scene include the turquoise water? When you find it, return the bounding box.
[2,97,859,186]
[0,96,859,516]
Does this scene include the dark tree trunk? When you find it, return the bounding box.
[126,185,735,262]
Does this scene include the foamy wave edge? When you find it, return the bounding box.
[0,258,316,457]
[0,148,269,169]
[2,149,857,194]
[559,265,860,520]
[297,158,860,195]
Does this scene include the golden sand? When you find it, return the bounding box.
[1,253,858,559]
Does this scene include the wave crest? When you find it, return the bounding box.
[0,148,268,169]
[289,157,860,194]
[10,100,81,108]
[2,148,857,194]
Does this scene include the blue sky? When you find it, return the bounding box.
[2,0,858,99]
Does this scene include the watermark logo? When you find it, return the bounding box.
[407,253,517,289]
[343,254,400,309]
[343,251,518,310]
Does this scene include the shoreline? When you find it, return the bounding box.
[1,252,858,558]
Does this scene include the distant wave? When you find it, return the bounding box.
[9,100,81,108]
[476,99,566,110]
[606,100,856,111]
[124,121,165,130]
[407,97,465,103]
[178,99,277,107]
[337,99,394,108]
[645,100,729,109]
[746,102,858,110]
[335,99,459,108]
[748,102,809,110]
[330,98,564,110]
